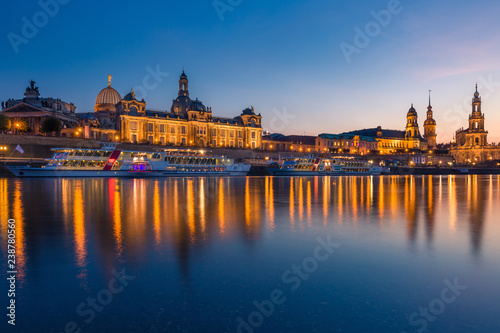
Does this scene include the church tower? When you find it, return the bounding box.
[170,69,192,115]
[467,84,488,146]
[405,104,421,149]
[423,91,437,149]
[178,69,189,97]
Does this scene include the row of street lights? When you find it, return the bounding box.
[1,146,8,161]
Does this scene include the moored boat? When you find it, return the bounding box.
[266,156,386,176]
[6,144,250,178]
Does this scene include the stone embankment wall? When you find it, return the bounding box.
[0,134,308,160]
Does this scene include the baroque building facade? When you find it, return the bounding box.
[337,101,434,154]
[87,71,262,148]
[451,85,500,164]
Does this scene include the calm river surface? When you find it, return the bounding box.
[1,175,500,332]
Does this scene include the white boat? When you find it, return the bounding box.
[266,157,385,176]
[6,144,251,178]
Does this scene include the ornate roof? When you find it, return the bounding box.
[96,86,121,107]
[189,98,207,112]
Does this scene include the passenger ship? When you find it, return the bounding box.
[266,157,385,176]
[6,144,251,178]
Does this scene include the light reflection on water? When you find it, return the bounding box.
[0,175,499,332]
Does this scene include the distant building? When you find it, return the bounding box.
[262,134,316,152]
[88,71,263,148]
[451,85,500,164]
[316,133,378,155]
[1,80,78,134]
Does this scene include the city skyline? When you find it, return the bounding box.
[1,0,500,142]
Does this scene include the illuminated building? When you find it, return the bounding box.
[315,134,377,155]
[339,103,433,154]
[87,70,262,148]
[262,134,316,152]
[451,85,500,164]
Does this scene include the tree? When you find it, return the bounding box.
[41,116,62,134]
[0,114,11,132]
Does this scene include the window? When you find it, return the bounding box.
[221,129,226,137]
[238,131,242,138]
[230,141,234,147]
[251,132,256,139]
[181,126,186,134]
[148,136,154,144]
[170,137,176,144]
[160,124,165,133]
[238,141,243,148]
[230,130,234,138]
[212,140,217,147]
[148,123,154,132]
[130,121,138,131]
[251,142,256,149]
[181,137,186,145]
[212,129,216,136]
[171,126,176,134]
[160,137,165,145]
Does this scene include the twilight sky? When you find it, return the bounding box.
[1,0,500,142]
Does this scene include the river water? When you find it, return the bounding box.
[0,175,499,332]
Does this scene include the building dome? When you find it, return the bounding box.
[96,86,121,107]
[407,104,417,115]
[189,98,206,112]
[95,80,121,112]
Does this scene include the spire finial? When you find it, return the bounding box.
[429,90,432,107]
[476,83,478,92]
[108,74,112,87]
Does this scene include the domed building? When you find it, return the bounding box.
[94,76,121,112]
[88,69,262,148]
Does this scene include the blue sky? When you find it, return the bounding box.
[1,0,500,142]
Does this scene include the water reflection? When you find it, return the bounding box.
[1,175,499,286]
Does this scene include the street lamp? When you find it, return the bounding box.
[0,146,7,161]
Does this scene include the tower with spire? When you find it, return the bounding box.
[423,90,437,149]
[468,84,486,134]
[171,69,192,115]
